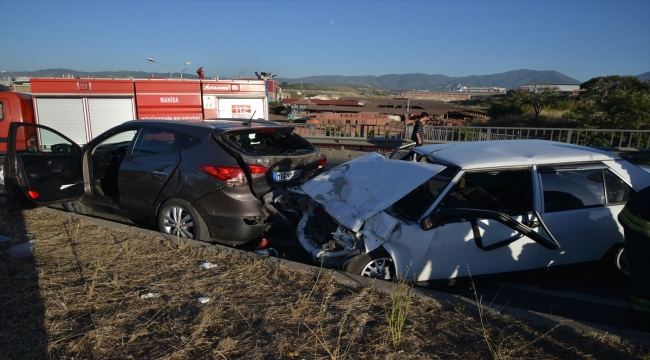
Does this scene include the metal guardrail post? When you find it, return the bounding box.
[486,128,491,141]
[565,130,573,144]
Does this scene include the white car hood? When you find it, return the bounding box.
[300,152,446,232]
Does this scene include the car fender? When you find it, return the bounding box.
[359,211,400,253]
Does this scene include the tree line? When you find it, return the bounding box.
[487,76,650,130]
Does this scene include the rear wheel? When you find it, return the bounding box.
[158,199,209,241]
[344,248,395,280]
[614,245,630,278]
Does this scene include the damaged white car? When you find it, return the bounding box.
[270,140,650,285]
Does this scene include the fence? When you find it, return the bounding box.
[290,123,650,150]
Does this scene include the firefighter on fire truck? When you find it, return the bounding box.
[196,67,204,80]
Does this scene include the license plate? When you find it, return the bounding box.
[273,170,302,182]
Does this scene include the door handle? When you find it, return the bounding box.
[153,171,167,175]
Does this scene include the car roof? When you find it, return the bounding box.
[418,140,621,169]
[119,119,288,134]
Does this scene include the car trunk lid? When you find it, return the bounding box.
[214,126,323,198]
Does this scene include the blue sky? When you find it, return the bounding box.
[0,0,648,82]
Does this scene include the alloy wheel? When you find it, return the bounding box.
[162,206,195,238]
[360,257,394,280]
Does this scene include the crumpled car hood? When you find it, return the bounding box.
[299,152,446,232]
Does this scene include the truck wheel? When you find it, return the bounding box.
[344,248,395,280]
[158,199,209,241]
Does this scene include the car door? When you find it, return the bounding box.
[535,164,632,269]
[116,127,181,215]
[391,168,554,281]
[4,123,83,211]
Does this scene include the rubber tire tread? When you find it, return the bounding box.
[344,248,395,280]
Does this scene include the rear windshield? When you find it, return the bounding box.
[221,129,315,155]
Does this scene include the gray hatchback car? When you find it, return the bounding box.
[4,119,326,245]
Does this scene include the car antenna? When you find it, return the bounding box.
[247,110,257,126]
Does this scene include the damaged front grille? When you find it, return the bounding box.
[305,207,359,252]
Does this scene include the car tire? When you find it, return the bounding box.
[158,199,209,241]
[63,201,77,212]
[613,245,630,279]
[344,248,395,281]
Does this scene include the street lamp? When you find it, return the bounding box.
[146,58,191,79]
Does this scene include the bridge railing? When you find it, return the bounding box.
[289,123,650,149]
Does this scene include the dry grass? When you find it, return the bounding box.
[0,207,648,359]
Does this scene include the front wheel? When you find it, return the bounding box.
[344,248,396,280]
[157,199,209,241]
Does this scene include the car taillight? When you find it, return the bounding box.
[248,164,268,179]
[317,155,327,169]
[197,164,268,185]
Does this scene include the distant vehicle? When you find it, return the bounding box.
[277,140,650,284]
[4,119,326,245]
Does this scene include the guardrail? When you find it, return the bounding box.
[290,123,650,150]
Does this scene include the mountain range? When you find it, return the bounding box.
[3,68,649,91]
[276,69,583,90]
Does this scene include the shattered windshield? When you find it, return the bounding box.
[390,166,458,222]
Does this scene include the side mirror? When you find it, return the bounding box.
[420,210,443,231]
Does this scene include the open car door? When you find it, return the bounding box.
[4,123,83,211]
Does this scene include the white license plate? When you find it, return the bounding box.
[273,170,302,182]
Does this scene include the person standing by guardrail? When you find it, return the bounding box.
[411,112,429,146]
[618,186,650,332]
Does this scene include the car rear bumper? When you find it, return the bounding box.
[191,186,267,245]
[201,214,266,245]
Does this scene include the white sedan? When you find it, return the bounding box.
[273,140,650,284]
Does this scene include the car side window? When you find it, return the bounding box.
[440,169,533,214]
[179,133,201,150]
[541,169,606,212]
[604,169,634,203]
[132,128,178,155]
[0,101,5,121]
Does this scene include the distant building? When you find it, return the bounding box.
[453,84,507,94]
[399,91,471,101]
[519,84,581,96]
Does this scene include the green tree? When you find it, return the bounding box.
[564,76,650,129]
[502,87,559,124]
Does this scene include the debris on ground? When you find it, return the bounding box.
[7,240,35,258]
[197,297,210,304]
[198,261,218,269]
[140,293,160,299]
[253,247,278,256]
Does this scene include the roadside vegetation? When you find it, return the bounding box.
[1,208,648,359]
[475,76,650,129]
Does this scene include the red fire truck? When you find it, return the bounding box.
[0,77,270,187]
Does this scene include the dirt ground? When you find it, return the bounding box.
[1,207,648,359]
